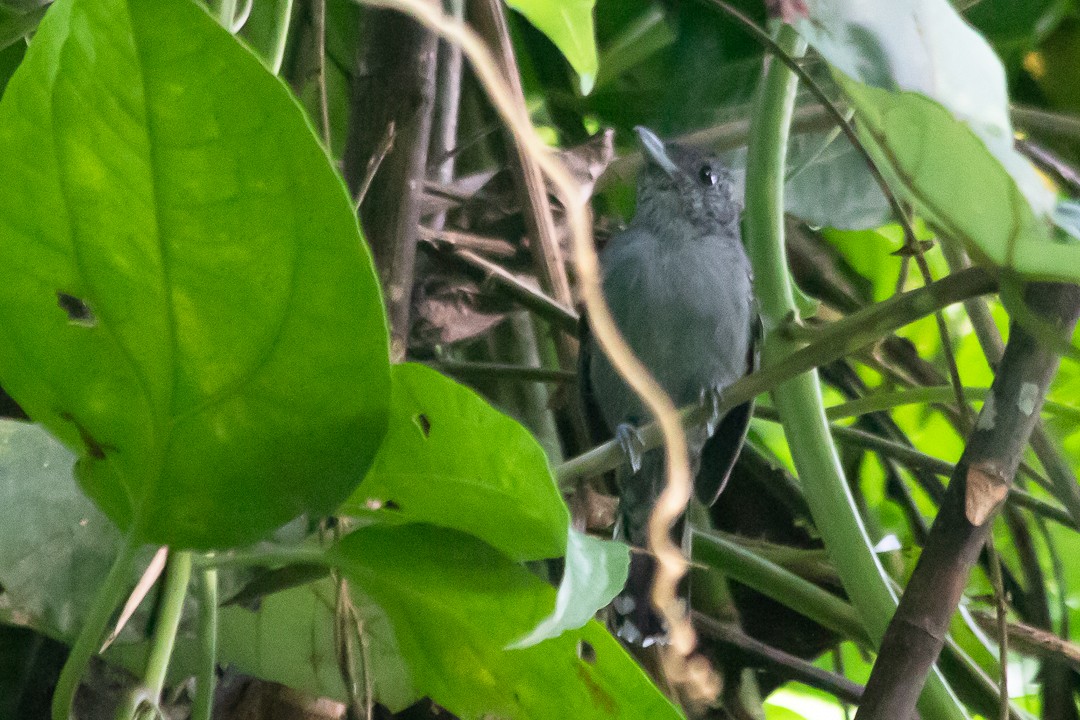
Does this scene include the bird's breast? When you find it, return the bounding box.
[590,230,753,428]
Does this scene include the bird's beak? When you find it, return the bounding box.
[634,126,679,178]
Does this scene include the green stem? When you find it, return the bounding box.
[267,0,294,75]
[824,386,1080,424]
[743,24,968,720]
[145,552,192,697]
[115,552,193,720]
[193,565,219,720]
[192,544,328,570]
[213,0,239,29]
[52,533,142,720]
[556,267,996,485]
[691,529,870,645]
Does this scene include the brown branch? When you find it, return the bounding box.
[858,283,1080,720]
[467,0,574,318]
[694,611,865,705]
[429,0,465,232]
[418,238,579,332]
[342,8,439,360]
[969,609,1080,673]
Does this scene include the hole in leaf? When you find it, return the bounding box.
[577,640,596,663]
[414,413,431,437]
[56,292,95,327]
[364,498,401,511]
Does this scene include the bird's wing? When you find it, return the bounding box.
[695,309,762,505]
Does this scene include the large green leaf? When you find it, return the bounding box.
[0,0,390,549]
[839,79,1080,279]
[215,578,416,710]
[332,523,682,720]
[506,0,598,94]
[342,363,568,561]
[794,0,1080,280]
[0,421,128,640]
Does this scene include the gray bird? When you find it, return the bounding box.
[580,126,758,643]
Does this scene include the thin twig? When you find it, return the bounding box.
[334,575,366,719]
[416,225,517,258]
[969,610,1080,672]
[101,546,168,652]
[427,359,574,383]
[694,611,865,704]
[429,0,466,233]
[352,602,374,720]
[419,238,579,332]
[1016,136,1080,195]
[354,121,396,211]
[1012,105,1080,140]
[985,541,1011,720]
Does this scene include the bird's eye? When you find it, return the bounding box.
[698,164,719,186]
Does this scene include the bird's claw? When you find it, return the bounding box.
[615,423,645,473]
[701,385,725,436]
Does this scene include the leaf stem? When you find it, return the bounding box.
[192,544,328,569]
[822,385,1080,424]
[193,564,218,720]
[52,533,142,720]
[114,551,193,720]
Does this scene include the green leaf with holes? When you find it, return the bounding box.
[0,0,390,549]
[342,363,568,561]
[332,523,681,720]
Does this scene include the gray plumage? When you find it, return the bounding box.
[580,127,757,641]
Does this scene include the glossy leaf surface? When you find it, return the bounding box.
[343,363,568,561]
[333,523,681,720]
[0,0,390,548]
[506,0,598,93]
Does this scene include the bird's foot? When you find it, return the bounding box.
[701,385,726,436]
[615,423,645,473]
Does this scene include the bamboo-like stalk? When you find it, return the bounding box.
[741,24,968,720]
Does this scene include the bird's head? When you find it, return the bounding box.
[632,126,742,234]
